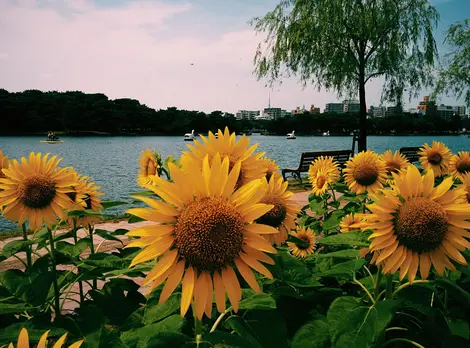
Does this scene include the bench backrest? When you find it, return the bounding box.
[399,147,421,163]
[299,150,352,171]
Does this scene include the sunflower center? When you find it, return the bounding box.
[353,163,379,186]
[66,190,77,203]
[84,194,92,209]
[255,195,287,228]
[395,197,448,253]
[173,197,245,273]
[456,158,470,174]
[428,151,442,165]
[18,174,56,209]
[146,160,157,176]
[296,235,311,250]
[316,175,326,189]
[387,161,402,173]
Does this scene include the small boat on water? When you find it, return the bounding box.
[184,130,195,141]
[40,140,64,144]
[322,131,330,136]
[287,130,296,139]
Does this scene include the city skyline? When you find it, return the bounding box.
[0,0,469,115]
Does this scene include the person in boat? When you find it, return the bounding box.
[47,132,59,141]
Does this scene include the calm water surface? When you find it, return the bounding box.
[1,135,469,231]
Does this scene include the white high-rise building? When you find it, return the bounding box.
[235,110,260,120]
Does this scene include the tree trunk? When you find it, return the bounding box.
[358,67,367,152]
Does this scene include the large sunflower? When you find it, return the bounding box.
[0,153,75,230]
[137,149,161,187]
[183,127,266,188]
[364,165,470,282]
[343,151,387,194]
[419,141,452,177]
[339,213,362,233]
[126,153,278,319]
[380,150,409,174]
[256,175,299,246]
[287,226,316,258]
[261,157,280,181]
[0,150,9,179]
[308,156,340,196]
[449,151,470,180]
[8,327,83,348]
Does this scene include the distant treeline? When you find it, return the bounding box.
[0,89,468,136]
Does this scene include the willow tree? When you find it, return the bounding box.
[251,0,439,151]
[434,19,470,109]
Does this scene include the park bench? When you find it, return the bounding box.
[282,150,352,184]
[399,146,421,163]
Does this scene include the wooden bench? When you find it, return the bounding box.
[282,150,352,184]
[399,147,421,163]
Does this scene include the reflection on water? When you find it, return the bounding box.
[1,134,468,231]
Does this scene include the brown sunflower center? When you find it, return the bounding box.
[174,197,245,273]
[66,190,77,203]
[266,171,273,181]
[386,161,402,173]
[395,197,448,253]
[456,158,470,174]
[18,174,56,209]
[316,175,327,189]
[353,163,379,186]
[428,151,442,165]
[84,194,92,209]
[146,160,157,176]
[255,195,287,228]
[296,235,311,250]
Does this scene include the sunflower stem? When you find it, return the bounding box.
[210,307,232,333]
[385,273,393,299]
[381,338,425,348]
[87,223,97,290]
[193,308,203,346]
[329,185,337,204]
[21,223,32,272]
[47,228,61,317]
[353,278,375,304]
[72,219,84,303]
[374,271,383,300]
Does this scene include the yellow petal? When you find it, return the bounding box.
[37,330,50,348]
[194,272,208,320]
[245,223,279,235]
[239,252,273,279]
[222,266,241,312]
[129,236,174,267]
[142,250,178,286]
[159,261,185,304]
[235,258,261,293]
[52,333,68,348]
[126,208,175,223]
[213,271,226,313]
[181,267,195,317]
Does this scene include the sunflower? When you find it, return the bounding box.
[381,150,409,174]
[419,141,452,177]
[261,157,280,181]
[137,149,161,187]
[8,327,83,348]
[308,156,340,196]
[183,127,266,188]
[449,151,470,180]
[0,152,75,230]
[461,172,470,203]
[339,213,362,233]
[343,151,387,194]
[126,153,279,320]
[363,165,470,283]
[256,175,299,246]
[287,226,316,258]
[0,150,9,179]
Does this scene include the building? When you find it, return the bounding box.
[437,104,454,119]
[417,95,430,114]
[263,107,289,120]
[325,103,344,113]
[235,110,260,121]
[291,106,307,115]
[343,100,360,114]
[309,104,321,114]
[369,106,386,118]
[453,105,467,117]
[385,106,400,117]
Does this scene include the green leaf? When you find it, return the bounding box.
[55,239,90,258]
[317,249,361,259]
[0,323,67,347]
[0,269,54,306]
[271,251,322,287]
[448,319,470,339]
[327,297,397,348]
[1,240,34,258]
[82,253,127,270]
[67,209,103,217]
[94,229,124,244]
[101,200,129,209]
[239,290,276,310]
[205,332,252,348]
[145,333,191,348]
[143,293,181,325]
[242,310,289,348]
[0,302,35,314]
[318,259,365,280]
[85,326,128,348]
[291,319,331,348]
[121,315,185,347]
[323,213,341,230]
[129,190,156,197]
[128,215,145,223]
[225,315,264,348]
[318,230,369,247]
[435,277,470,309]
[105,263,152,277]
[113,228,129,236]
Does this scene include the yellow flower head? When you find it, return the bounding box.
[137,149,161,187]
[8,327,83,348]
[261,157,280,181]
[449,151,470,180]
[183,127,267,188]
[364,165,470,283]
[0,150,9,179]
[380,150,409,174]
[0,152,75,230]
[343,150,387,194]
[256,175,300,246]
[287,226,316,258]
[126,153,278,320]
[419,141,452,177]
[461,172,470,203]
[308,156,340,196]
[339,213,362,233]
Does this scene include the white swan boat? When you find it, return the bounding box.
[287,130,296,139]
[322,131,330,136]
[184,130,195,141]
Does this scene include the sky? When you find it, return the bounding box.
[0,0,469,114]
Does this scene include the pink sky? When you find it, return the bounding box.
[0,0,464,114]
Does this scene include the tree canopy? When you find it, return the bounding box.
[434,19,470,107]
[251,0,439,151]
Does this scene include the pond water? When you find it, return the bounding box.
[1,134,469,231]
